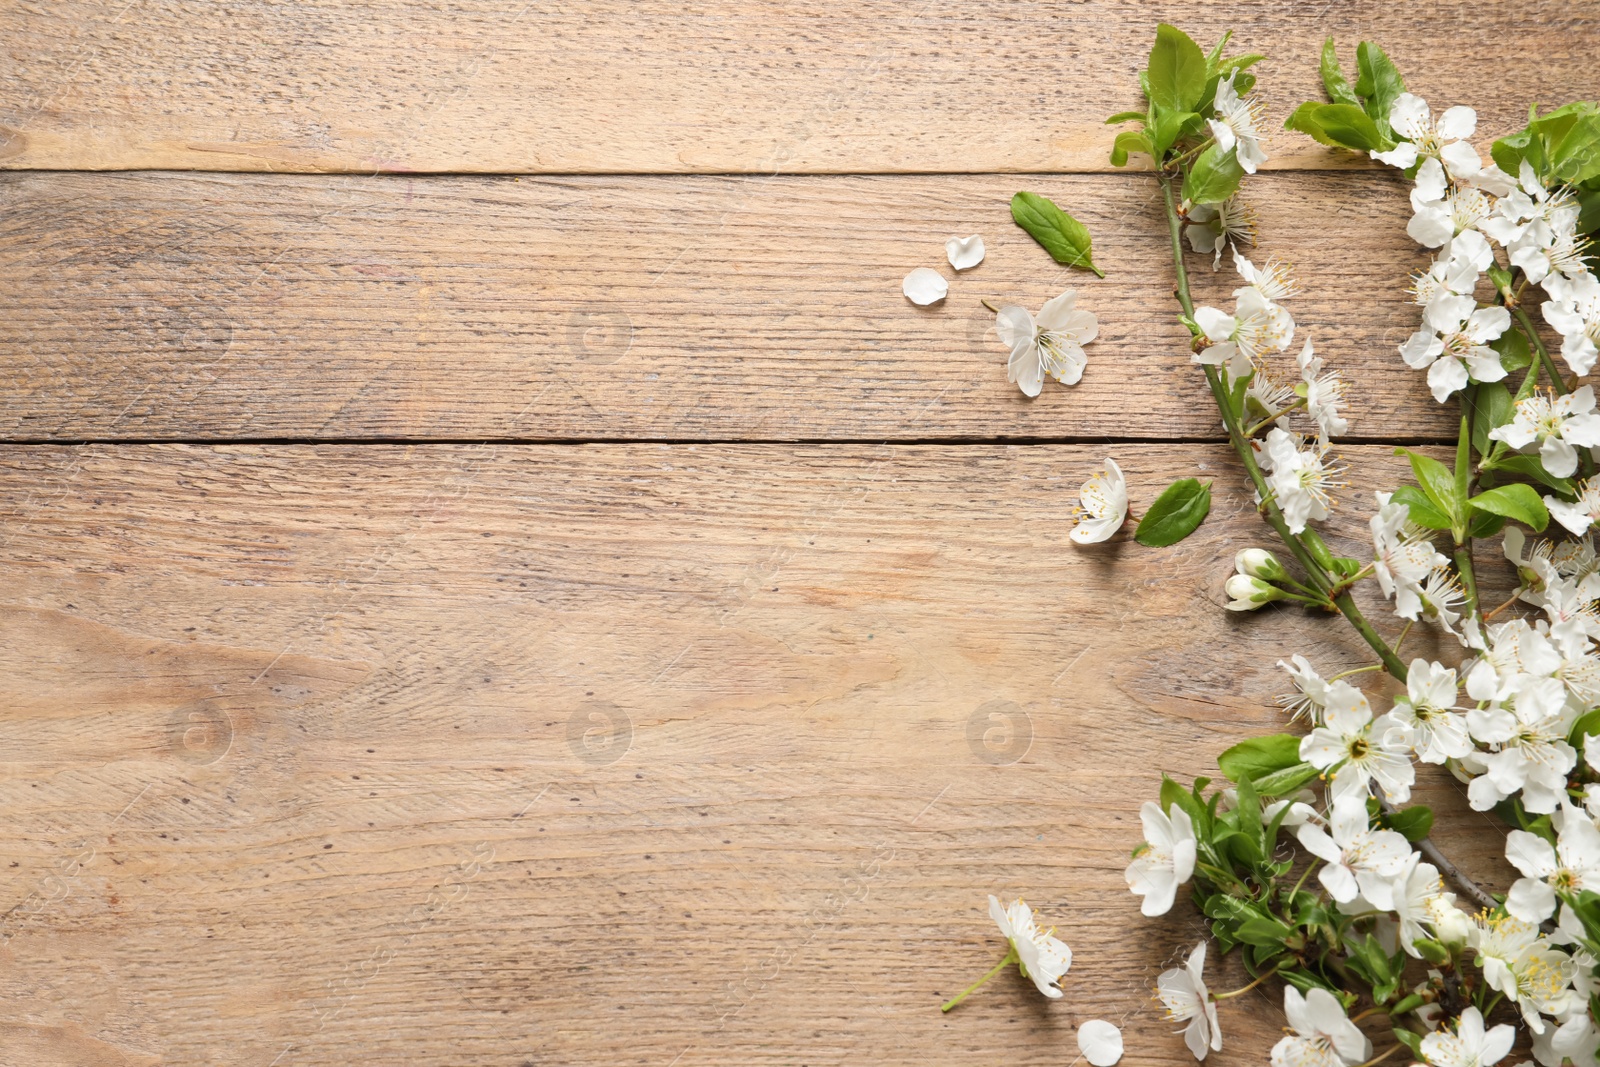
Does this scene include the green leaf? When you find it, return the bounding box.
[1110,129,1154,168]
[1311,103,1393,152]
[1183,142,1246,205]
[1491,327,1532,373]
[1147,23,1208,112]
[1470,381,1514,458]
[1218,734,1303,784]
[1467,509,1506,540]
[1482,454,1575,496]
[1105,110,1147,125]
[1353,41,1406,139]
[1398,449,1461,524]
[1392,1029,1424,1058]
[1009,192,1104,277]
[1381,804,1434,842]
[1389,485,1452,530]
[1318,38,1360,106]
[1148,105,1199,159]
[1234,916,1293,947]
[1284,102,1339,148]
[1568,708,1600,746]
[1253,761,1320,798]
[1468,483,1550,532]
[1134,478,1212,547]
[1160,775,1207,832]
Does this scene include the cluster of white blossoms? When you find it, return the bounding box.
[1378,93,1597,408]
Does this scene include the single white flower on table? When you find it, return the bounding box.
[1384,658,1471,763]
[1294,792,1413,907]
[1388,852,1445,957]
[1545,478,1600,536]
[1125,801,1197,916]
[1371,93,1477,172]
[945,235,985,271]
[1504,804,1600,923]
[1297,338,1348,443]
[1300,679,1415,804]
[1185,196,1257,270]
[941,895,1072,1011]
[1543,270,1600,377]
[1418,1007,1516,1067]
[1370,492,1449,621]
[995,290,1099,397]
[1208,71,1267,174]
[1260,428,1342,535]
[1407,158,1495,249]
[1465,675,1577,814]
[1278,653,1331,723]
[902,267,948,305]
[1487,385,1600,480]
[1269,985,1371,1067]
[1070,458,1127,545]
[1399,303,1511,404]
[1077,1020,1124,1067]
[1156,941,1222,1061]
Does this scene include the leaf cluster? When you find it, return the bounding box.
[1283,39,1403,155]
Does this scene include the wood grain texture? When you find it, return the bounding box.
[0,443,1512,1065]
[1,170,1466,442]
[1,1,1594,174]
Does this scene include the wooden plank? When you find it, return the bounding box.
[0,443,1509,1064]
[0,170,1462,442]
[2,1,1593,174]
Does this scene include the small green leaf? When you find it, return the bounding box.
[1284,101,1339,147]
[1468,483,1550,532]
[1110,129,1154,167]
[1398,449,1461,524]
[1218,734,1303,784]
[1483,454,1574,496]
[1147,23,1208,112]
[1183,142,1245,205]
[1569,708,1600,746]
[1467,509,1506,540]
[1389,485,1452,530]
[1134,478,1212,547]
[1392,1029,1425,1058]
[1253,761,1320,798]
[1470,381,1514,458]
[1311,103,1393,152]
[1490,327,1533,373]
[1318,38,1360,106]
[1149,106,1200,159]
[1105,110,1147,125]
[1234,916,1293,947]
[1010,192,1103,277]
[1381,804,1434,842]
[1353,41,1406,139]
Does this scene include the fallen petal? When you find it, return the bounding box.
[945,235,985,271]
[903,267,949,305]
[1078,1020,1123,1067]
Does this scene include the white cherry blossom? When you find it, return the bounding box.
[1070,459,1128,545]
[1408,158,1496,248]
[1278,653,1331,723]
[1418,1007,1516,1067]
[1372,93,1477,174]
[1300,680,1416,803]
[1488,385,1600,479]
[1126,801,1197,916]
[1208,72,1267,174]
[988,895,1072,999]
[1466,675,1578,814]
[1297,338,1348,443]
[996,290,1099,397]
[1544,271,1600,377]
[1156,941,1221,1061]
[1295,793,1413,906]
[1186,196,1257,269]
[1269,985,1370,1067]
[1390,853,1445,957]
[1547,478,1600,536]
[1504,808,1600,924]
[1400,304,1512,403]
[1385,658,1471,763]
[1261,428,1342,534]
[1370,492,1449,621]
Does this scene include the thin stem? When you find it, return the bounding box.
[940,947,1016,1012]
[1483,592,1520,621]
[980,299,1000,314]
[1515,305,1567,395]
[1354,1046,1406,1067]
[1391,620,1414,657]
[1351,1006,1390,1023]
[1213,965,1279,1000]
[1454,545,1482,623]
[1245,397,1308,437]
[1329,664,1386,682]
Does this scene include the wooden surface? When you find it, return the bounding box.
[1,2,1594,174]
[0,3,1588,1065]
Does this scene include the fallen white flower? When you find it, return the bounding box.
[996,290,1100,397]
[1070,458,1128,545]
[1156,941,1222,1060]
[902,267,948,305]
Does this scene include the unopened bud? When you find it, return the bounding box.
[1225,574,1285,611]
[1234,548,1288,583]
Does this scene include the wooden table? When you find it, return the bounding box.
[0,4,1589,1064]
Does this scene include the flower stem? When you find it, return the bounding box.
[1391,620,1414,657]
[1353,1045,1406,1067]
[1213,966,1278,1000]
[1245,397,1308,437]
[1515,305,1567,395]
[940,947,1016,1012]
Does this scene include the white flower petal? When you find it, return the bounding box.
[1078,1020,1123,1067]
[902,267,948,305]
[944,235,985,271]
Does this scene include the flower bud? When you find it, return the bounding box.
[1422,894,1473,948]
[1225,574,1285,611]
[1234,547,1288,582]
